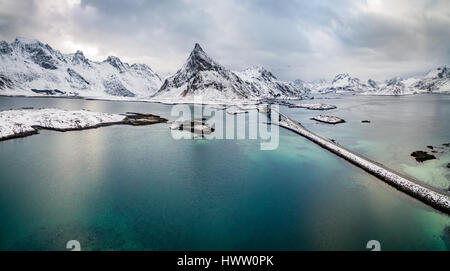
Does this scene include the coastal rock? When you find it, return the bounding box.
[446,163,450,169]
[410,151,436,163]
[427,145,434,150]
[31,89,69,95]
[311,115,345,124]
[226,105,255,115]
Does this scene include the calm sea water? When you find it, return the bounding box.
[0,95,449,250]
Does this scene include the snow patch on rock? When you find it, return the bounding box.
[311,115,345,124]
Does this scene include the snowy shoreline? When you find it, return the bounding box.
[276,111,450,215]
[0,108,167,141]
[288,103,337,110]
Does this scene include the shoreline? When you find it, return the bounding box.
[276,111,450,215]
[0,93,265,106]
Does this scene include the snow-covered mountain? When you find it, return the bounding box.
[295,74,376,94]
[152,44,308,102]
[0,37,162,98]
[413,66,450,94]
[152,43,257,102]
[294,79,328,94]
[235,66,309,99]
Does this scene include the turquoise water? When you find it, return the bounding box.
[282,94,450,190]
[0,96,449,250]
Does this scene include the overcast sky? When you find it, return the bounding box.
[1,0,449,81]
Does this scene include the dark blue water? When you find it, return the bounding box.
[0,96,449,250]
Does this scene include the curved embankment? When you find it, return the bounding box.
[276,111,450,215]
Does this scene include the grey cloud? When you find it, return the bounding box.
[0,0,449,81]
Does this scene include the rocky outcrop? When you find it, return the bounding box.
[411,151,436,162]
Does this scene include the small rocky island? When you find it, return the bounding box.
[0,108,167,141]
[311,115,346,124]
[123,112,168,125]
[289,103,337,110]
[170,120,214,135]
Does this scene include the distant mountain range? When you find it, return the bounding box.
[294,67,450,95]
[0,37,448,102]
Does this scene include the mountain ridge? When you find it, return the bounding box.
[1,37,449,100]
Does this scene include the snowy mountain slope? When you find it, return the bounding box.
[413,66,450,94]
[0,37,162,98]
[294,75,376,94]
[326,73,375,93]
[151,44,308,103]
[235,66,309,99]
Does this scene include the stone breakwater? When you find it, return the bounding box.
[276,111,450,215]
